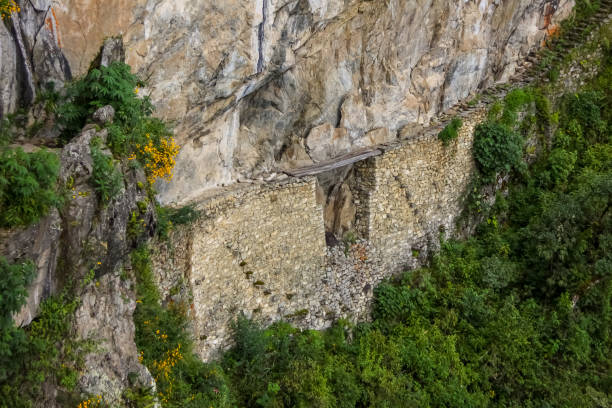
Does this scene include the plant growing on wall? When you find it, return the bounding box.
[473,122,524,180]
[438,117,463,146]
[90,140,123,206]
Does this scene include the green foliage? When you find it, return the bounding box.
[58,62,151,141]
[155,204,201,240]
[438,117,463,146]
[0,257,35,382]
[473,122,524,179]
[0,117,13,146]
[0,147,60,228]
[499,88,534,128]
[35,82,61,115]
[90,140,123,205]
[0,264,85,408]
[122,386,157,408]
[131,246,233,407]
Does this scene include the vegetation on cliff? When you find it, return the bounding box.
[0,58,180,407]
[1,1,611,406]
[197,25,612,408]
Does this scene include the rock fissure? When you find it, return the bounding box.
[256,0,267,74]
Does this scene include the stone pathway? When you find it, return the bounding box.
[282,3,612,178]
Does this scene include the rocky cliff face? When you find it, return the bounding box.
[0,111,156,406]
[2,0,573,204]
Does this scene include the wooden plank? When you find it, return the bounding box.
[284,148,382,177]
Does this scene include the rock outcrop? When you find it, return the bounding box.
[0,0,70,115]
[0,107,155,406]
[1,0,574,204]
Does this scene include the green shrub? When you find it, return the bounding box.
[500,88,534,128]
[90,141,123,205]
[0,117,12,146]
[156,205,201,240]
[563,91,607,144]
[58,62,151,141]
[0,260,85,408]
[473,122,524,179]
[438,117,463,145]
[131,246,233,407]
[0,147,60,228]
[0,257,35,382]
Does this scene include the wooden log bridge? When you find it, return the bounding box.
[283,147,383,177]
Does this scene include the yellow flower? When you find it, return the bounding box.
[0,0,20,19]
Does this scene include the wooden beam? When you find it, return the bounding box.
[284,148,382,177]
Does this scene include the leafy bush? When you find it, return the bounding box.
[58,62,150,140]
[0,0,19,19]
[57,62,179,185]
[438,117,462,145]
[0,257,35,382]
[500,88,534,127]
[562,91,607,145]
[0,117,13,146]
[156,205,201,240]
[473,122,524,179]
[90,141,123,205]
[0,256,85,408]
[131,247,232,407]
[0,147,60,228]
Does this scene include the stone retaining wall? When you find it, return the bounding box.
[353,109,486,274]
[151,108,488,360]
[153,178,328,358]
[150,10,612,361]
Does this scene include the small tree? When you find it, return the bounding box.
[473,122,523,180]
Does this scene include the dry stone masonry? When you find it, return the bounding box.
[152,108,488,360]
[152,5,612,359]
[352,109,487,274]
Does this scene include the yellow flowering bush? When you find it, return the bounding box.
[77,395,103,408]
[0,0,20,19]
[131,247,232,407]
[130,133,179,184]
[150,344,183,403]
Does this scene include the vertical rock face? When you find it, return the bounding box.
[0,0,70,116]
[3,0,573,203]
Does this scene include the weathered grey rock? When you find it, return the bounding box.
[339,93,368,140]
[279,139,313,169]
[1,208,62,327]
[96,36,126,68]
[324,182,356,236]
[0,0,70,118]
[75,273,155,404]
[93,105,116,125]
[305,123,351,162]
[356,127,395,148]
[0,20,19,117]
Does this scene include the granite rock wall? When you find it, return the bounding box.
[0,0,574,203]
